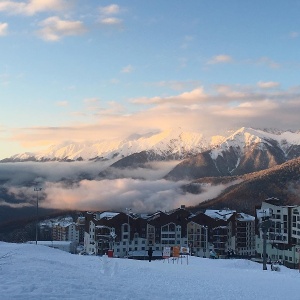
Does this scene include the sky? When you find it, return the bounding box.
[1,0,300,159]
[1,242,300,300]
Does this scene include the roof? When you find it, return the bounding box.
[236,213,255,222]
[96,212,120,220]
[205,209,236,221]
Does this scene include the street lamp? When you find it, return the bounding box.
[125,208,131,257]
[34,187,42,245]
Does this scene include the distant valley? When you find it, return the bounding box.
[1,127,300,226]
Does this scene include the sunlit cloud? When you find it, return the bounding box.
[37,16,87,41]
[0,0,71,16]
[1,159,242,213]
[4,85,300,152]
[257,81,280,89]
[98,4,123,26]
[99,4,120,15]
[99,17,122,25]
[131,87,207,105]
[214,85,246,99]
[0,22,8,36]
[149,80,202,91]
[207,54,233,64]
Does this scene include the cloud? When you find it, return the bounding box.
[5,85,300,151]
[37,16,87,41]
[0,23,8,36]
[149,80,202,91]
[131,87,207,105]
[289,31,299,39]
[98,4,123,26]
[208,54,233,64]
[1,159,239,213]
[257,81,280,89]
[121,65,134,73]
[99,4,120,15]
[99,17,122,25]
[0,0,70,16]
[255,57,280,69]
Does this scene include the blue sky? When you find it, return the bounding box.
[1,0,300,159]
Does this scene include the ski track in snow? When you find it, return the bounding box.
[0,242,300,300]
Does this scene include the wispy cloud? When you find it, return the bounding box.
[0,22,8,36]
[98,4,123,26]
[5,85,300,150]
[0,0,71,16]
[149,80,202,91]
[255,57,280,69]
[207,54,233,64]
[99,4,120,15]
[37,16,87,41]
[121,64,134,73]
[289,31,299,39]
[257,81,280,89]
[131,87,207,105]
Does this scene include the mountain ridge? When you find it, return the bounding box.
[2,127,300,165]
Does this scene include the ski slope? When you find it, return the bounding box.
[0,242,299,300]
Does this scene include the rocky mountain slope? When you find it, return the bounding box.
[165,127,300,181]
[3,128,300,184]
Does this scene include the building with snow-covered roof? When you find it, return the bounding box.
[52,219,79,243]
[255,199,300,269]
[83,207,255,259]
[187,209,255,258]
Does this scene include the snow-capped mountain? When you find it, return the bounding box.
[2,128,220,162]
[165,127,300,180]
[2,127,300,182]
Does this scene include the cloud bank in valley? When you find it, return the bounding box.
[0,161,235,213]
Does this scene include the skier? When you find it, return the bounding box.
[148,247,153,262]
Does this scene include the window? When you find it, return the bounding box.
[162,226,168,232]
[169,224,175,231]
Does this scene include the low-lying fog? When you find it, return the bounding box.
[0,161,233,213]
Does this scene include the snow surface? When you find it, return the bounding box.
[1,242,300,300]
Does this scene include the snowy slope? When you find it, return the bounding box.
[210,127,300,160]
[6,128,216,162]
[1,242,300,300]
[165,127,300,180]
[4,127,300,164]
